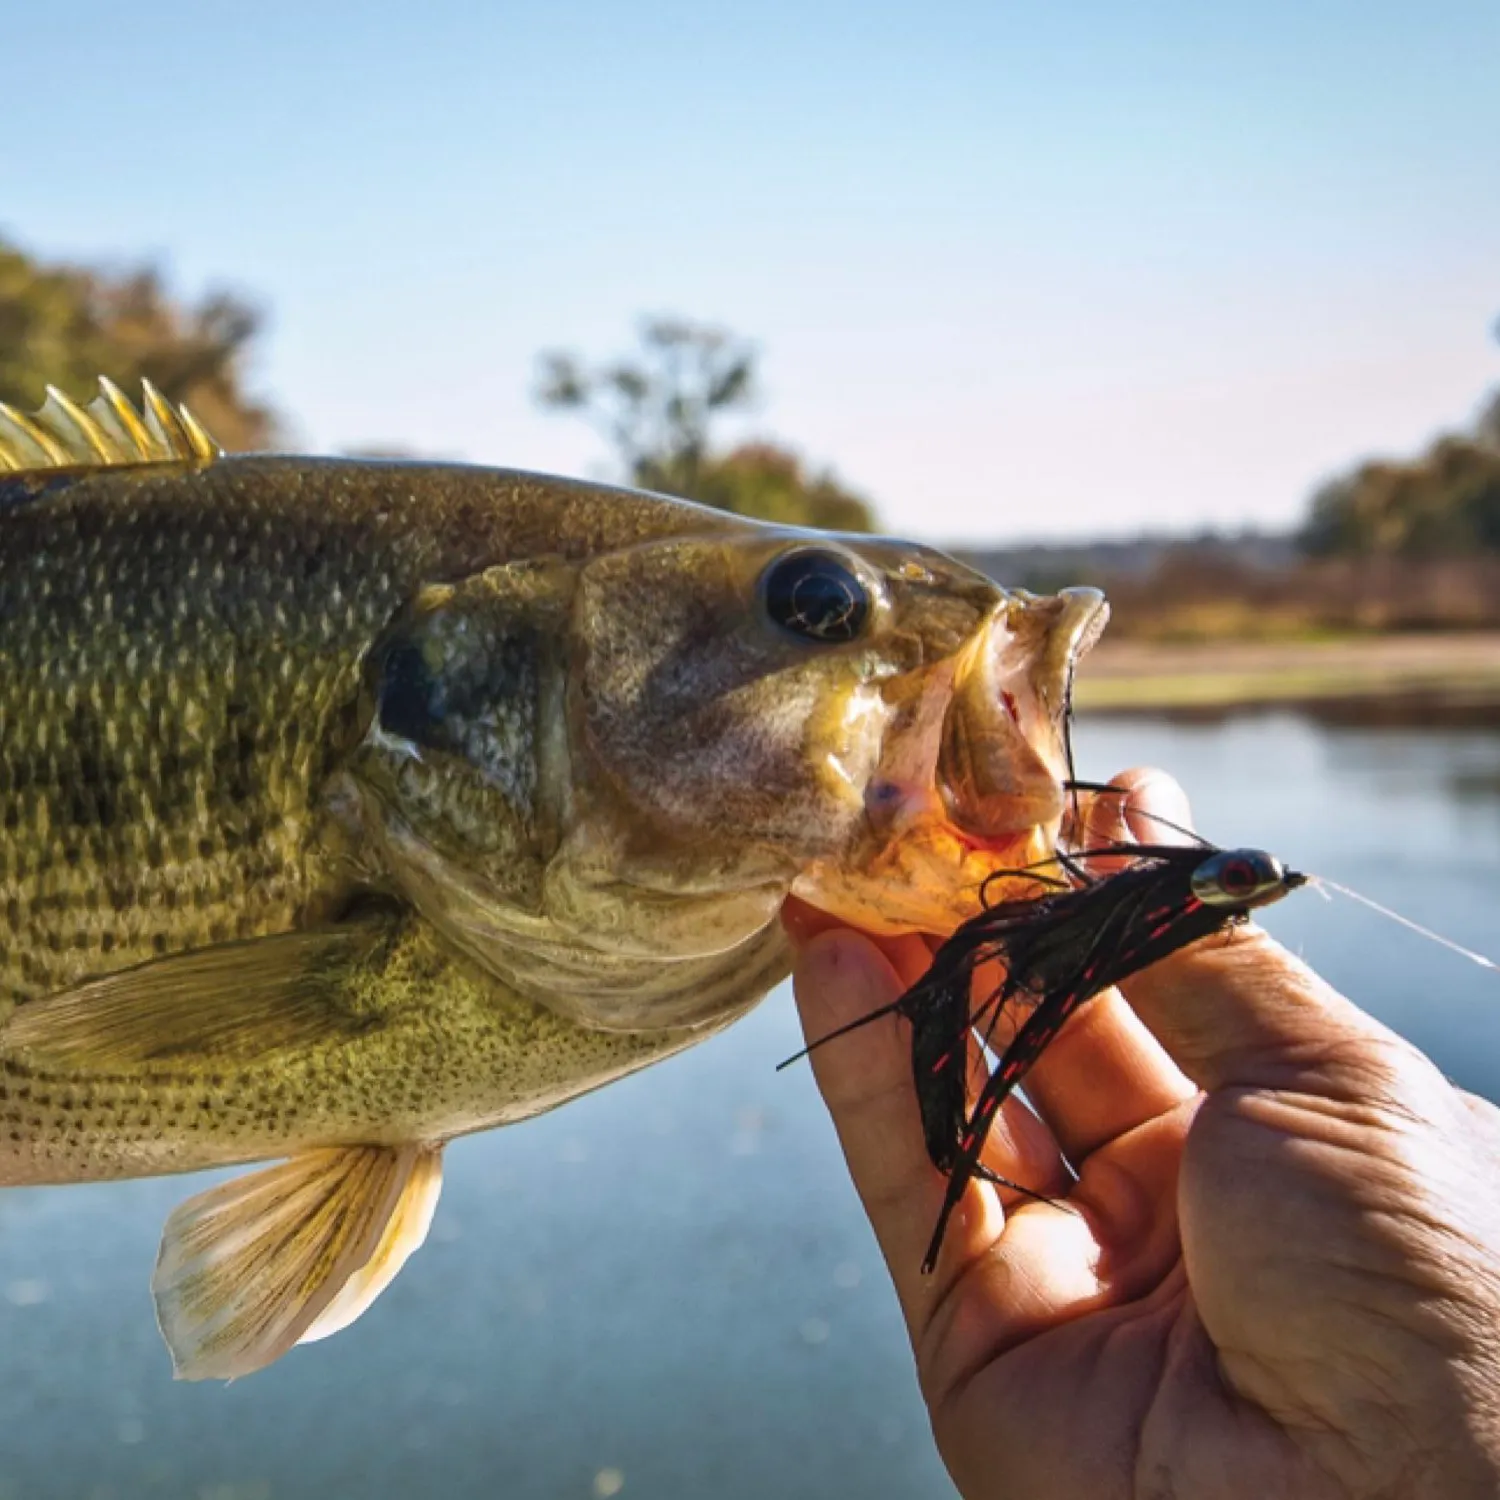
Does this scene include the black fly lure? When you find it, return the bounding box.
[783,772,1497,1272]
[784,814,1309,1273]
[903,838,1306,1270]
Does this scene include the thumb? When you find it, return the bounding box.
[1108,769,1405,1096]
[1121,924,1399,1095]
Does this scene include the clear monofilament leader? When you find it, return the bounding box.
[1309,877,1498,972]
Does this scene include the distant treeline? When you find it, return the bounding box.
[961,361,1500,638]
[1303,401,1500,559]
[963,539,1500,640]
[1100,553,1500,640]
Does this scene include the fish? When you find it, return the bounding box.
[0,378,1107,1378]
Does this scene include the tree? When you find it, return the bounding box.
[536,316,755,499]
[1301,438,1500,558]
[0,236,277,452]
[535,316,875,531]
[692,442,875,532]
[1475,388,1500,455]
[1301,311,1500,558]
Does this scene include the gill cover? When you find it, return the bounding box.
[352,557,576,916]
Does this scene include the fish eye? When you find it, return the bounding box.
[376,639,445,745]
[761,550,870,645]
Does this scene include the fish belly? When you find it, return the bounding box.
[0,924,753,1187]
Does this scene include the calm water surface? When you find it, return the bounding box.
[1,713,1498,1499]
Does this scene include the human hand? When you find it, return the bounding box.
[787,769,1500,1500]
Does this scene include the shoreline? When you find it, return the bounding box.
[1075,632,1500,717]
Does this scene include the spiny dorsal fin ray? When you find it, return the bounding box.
[0,377,221,473]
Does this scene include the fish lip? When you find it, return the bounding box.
[935,586,1106,842]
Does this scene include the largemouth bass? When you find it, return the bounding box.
[0,380,1106,1378]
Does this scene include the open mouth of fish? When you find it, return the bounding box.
[790,586,1109,938]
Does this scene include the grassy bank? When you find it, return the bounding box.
[1076,632,1500,714]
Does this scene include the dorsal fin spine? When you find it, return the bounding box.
[176,401,219,461]
[42,386,112,463]
[0,404,69,468]
[0,378,222,474]
[142,378,188,454]
[93,376,157,459]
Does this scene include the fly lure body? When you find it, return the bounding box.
[787,837,1308,1272]
[905,842,1306,1269]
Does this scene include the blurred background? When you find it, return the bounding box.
[2,2,1498,1496]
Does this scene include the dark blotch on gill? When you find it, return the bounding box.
[374,625,540,759]
[377,640,441,745]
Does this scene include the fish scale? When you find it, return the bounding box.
[0,469,401,1003]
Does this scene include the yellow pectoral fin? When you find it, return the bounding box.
[0,921,395,1070]
[152,1144,445,1382]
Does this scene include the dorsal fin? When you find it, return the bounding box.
[0,377,221,473]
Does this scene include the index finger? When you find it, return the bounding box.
[790,930,1061,1323]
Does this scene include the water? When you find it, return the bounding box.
[1,712,1498,1499]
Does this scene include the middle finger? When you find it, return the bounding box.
[1014,986,1196,1164]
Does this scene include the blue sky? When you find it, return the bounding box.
[4,1,1497,542]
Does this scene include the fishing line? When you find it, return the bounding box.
[1310,877,1499,972]
[1061,664,1082,837]
[1061,778,1211,850]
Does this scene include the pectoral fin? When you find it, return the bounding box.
[153,1144,444,1381]
[1,921,395,1070]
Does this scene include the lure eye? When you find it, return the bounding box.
[1190,849,1286,909]
[762,550,870,644]
[1217,857,1260,896]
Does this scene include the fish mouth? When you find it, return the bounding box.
[790,587,1108,936]
[939,586,1108,842]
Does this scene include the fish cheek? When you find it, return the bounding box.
[573,577,874,871]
